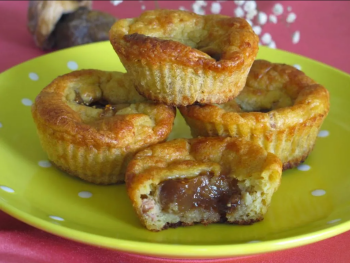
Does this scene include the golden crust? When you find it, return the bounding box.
[179,60,330,169]
[109,9,259,106]
[32,69,175,184]
[126,137,282,231]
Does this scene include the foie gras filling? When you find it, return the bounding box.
[74,90,130,117]
[158,172,241,215]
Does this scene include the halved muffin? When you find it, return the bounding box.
[109,9,259,106]
[126,137,282,231]
[179,60,330,169]
[32,69,175,184]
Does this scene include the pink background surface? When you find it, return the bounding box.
[1,1,350,262]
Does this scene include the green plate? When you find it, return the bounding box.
[0,42,349,258]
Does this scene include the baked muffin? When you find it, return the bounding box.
[32,70,175,184]
[179,60,330,169]
[109,9,259,106]
[126,137,282,231]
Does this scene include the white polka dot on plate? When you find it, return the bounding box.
[29,72,39,81]
[38,160,51,168]
[21,98,33,106]
[318,130,329,137]
[327,219,341,224]
[0,185,14,193]
[297,164,310,171]
[78,191,92,198]
[311,189,326,196]
[49,215,64,221]
[293,64,302,70]
[67,61,78,70]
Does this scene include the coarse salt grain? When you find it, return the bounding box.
[261,33,272,44]
[292,31,300,44]
[246,9,257,20]
[286,12,297,23]
[268,41,276,49]
[257,12,268,25]
[234,0,245,6]
[234,6,245,17]
[272,3,284,15]
[192,1,207,15]
[211,2,221,14]
[243,1,257,12]
[269,14,277,23]
[110,0,123,6]
[252,25,262,35]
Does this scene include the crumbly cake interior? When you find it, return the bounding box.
[126,138,282,231]
[137,165,263,230]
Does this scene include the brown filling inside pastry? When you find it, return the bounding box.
[158,172,241,216]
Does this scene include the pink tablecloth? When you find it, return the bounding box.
[1,1,350,262]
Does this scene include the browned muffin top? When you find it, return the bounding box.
[32,70,176,149]
[126,137,282,197]
[179,60,330,130]
[109,9,259,73]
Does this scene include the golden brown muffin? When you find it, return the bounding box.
[109,9,259,106]
[126,137,282,231]
[179,60,330,169]
[32,70,175,184]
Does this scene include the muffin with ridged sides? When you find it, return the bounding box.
[109,9,259,106]
[126,137,282,231]
[32,69,175,184]
[179,60,330,169]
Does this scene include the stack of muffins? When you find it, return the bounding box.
[32,10,330,231]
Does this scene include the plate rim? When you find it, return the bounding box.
[1,41,350,258]
[2,199,350,258]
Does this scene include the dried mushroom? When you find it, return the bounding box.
[50,7,117,49]
[27,1,117,50]
[28,0,92,49]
